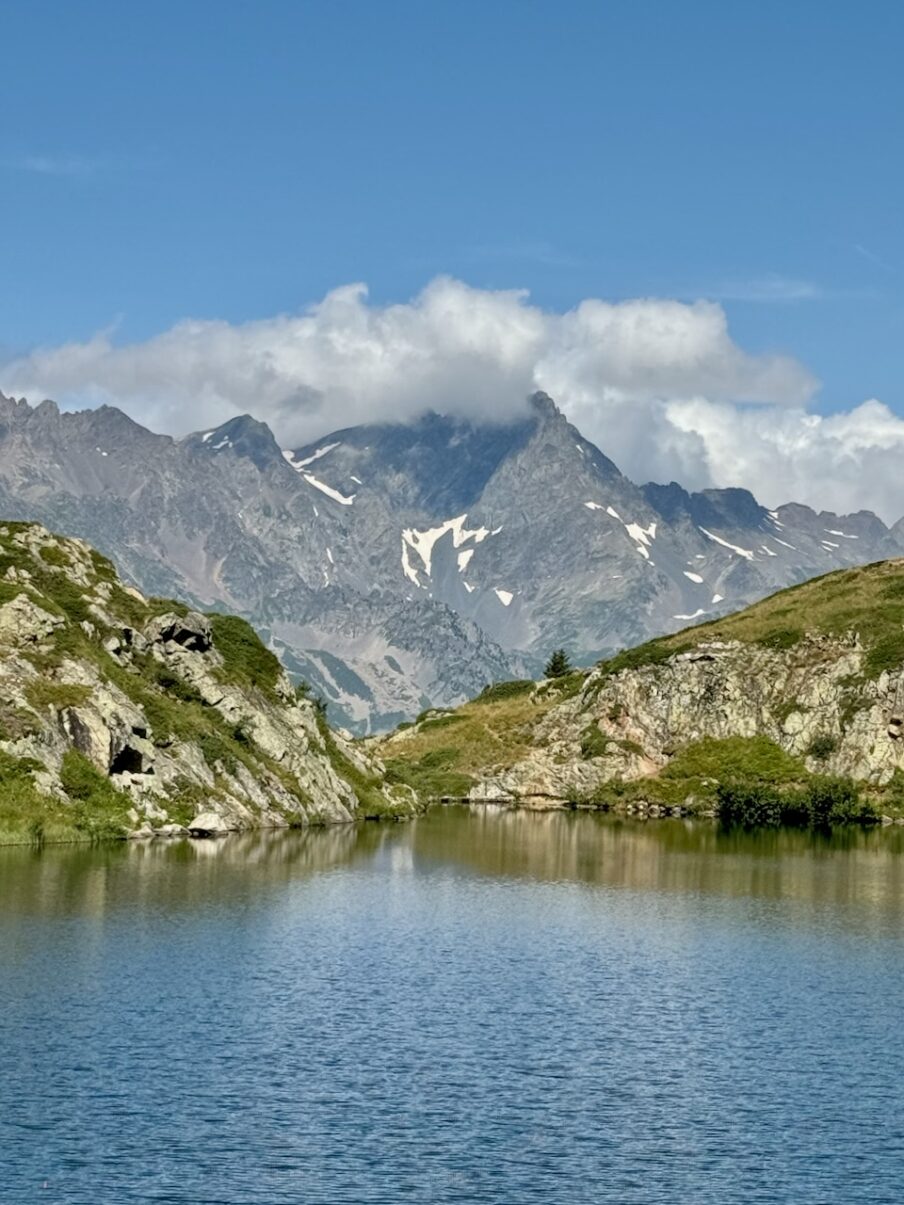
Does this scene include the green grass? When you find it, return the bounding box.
[314,712,400,818]
[59,750,133,841]
[417,713,466,733]
[382,685,557,802]
[207,613,282,697]
[579,736,808,812]
[595,636,693,679]
[24,681,92,710]
[639,559,904,679]
[384,747,473,800]
[476,679,535,704]
[38,544,70,568]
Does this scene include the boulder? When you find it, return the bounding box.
[188,810,231,837]
[144,610,212,652]
[0,594,64,645]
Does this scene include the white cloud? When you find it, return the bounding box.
[3,275,903,520]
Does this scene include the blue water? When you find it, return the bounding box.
[2,807,904,1204]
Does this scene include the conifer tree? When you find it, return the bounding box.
[544,648,571,678]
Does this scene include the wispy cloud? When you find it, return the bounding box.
[681,273,878,304]
[853,242,896,273]
[8,153,101,178]
[700,275,828,303]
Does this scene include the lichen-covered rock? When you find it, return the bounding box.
[0,594,63,644]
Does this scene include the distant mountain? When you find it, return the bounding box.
[0,389,901,731]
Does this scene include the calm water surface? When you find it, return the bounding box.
[2,806,904,1204]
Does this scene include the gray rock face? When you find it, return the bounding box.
[0,390,901,732]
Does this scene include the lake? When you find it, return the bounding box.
[3,806,904,1204]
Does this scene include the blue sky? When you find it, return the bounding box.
[2,0,901,406]
[2,1,904,517]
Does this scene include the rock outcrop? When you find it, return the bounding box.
[381,558,904,816]
[0,522,417,844]
[471,633,898,804]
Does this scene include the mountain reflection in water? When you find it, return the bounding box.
[3,806,904,1205]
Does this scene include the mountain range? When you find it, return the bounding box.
[0,388,901,731]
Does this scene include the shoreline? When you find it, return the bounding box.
[5,790,903,848]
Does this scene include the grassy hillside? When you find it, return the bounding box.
[383,674,587,800]
[599,558,904,680]
[382,559,904,825]
[0,522,411,844]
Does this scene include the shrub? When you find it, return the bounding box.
[296,683,329,717]
[717,775,876,830]
[580,723,609,759]
[716,783,784,828]
[806,734,838,761]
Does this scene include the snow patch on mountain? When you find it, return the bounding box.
[699,527,754,559]
[292,442,340,469]
[401,514,492,581]
[303,474,356,505]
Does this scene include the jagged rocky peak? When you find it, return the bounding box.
[642,481,766,529]
[186,413,284,470]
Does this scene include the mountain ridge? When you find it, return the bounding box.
[0,387,901,731]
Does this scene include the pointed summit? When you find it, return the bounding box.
[528,390,562,421]
[189,414,282,471]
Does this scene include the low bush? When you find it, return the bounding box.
[580,723,610,759]
[717,775,876,830]
[476,679,535,704]
[806,734,838,761]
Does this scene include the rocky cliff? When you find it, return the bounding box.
[0,522,416,844]
[381,559,904,820]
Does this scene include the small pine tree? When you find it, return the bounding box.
[544,648,572,678]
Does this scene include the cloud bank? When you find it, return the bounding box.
[3,276,904,520]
